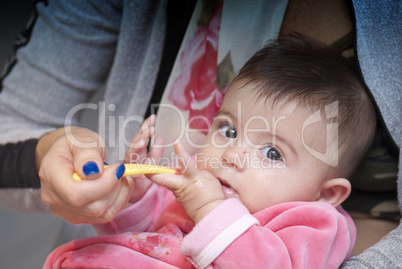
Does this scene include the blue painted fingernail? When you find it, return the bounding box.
[115,163,125,180]
[104,162,109,166]
[83,161,99,176]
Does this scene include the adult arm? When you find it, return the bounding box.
[341,143,402,268]
[0,139,39,189]
[0,0,120,141]
[0,0,122,214]
[339,1,402,267]
[341,223,402,268]
[0,139,49,211]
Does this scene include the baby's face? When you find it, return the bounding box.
[197,81,331,214]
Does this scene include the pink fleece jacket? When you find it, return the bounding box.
[44,184,356,268]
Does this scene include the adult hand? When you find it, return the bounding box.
[37,127,134,224]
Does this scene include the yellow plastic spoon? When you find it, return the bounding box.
[73,164,177,181]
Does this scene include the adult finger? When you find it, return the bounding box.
[83,174,134,222]
[53,162,125,208]
[71,133,107,180]
[50,172,134,224]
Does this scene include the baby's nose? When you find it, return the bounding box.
[221,146,248,171]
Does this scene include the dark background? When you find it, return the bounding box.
[0,0,35,68]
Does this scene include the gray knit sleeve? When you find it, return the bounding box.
[341,224,402,268]
[341,1,402,267]
[341,143,402,268]
[0,0,121,143]
[0,0,121,211]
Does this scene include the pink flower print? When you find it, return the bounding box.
[129,233,171,259]
[169,3,224,134]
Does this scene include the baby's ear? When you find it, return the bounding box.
[317,178,351,208]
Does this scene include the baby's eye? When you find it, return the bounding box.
[218,124,237,139]
[261,146,283,161]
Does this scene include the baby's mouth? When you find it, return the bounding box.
[218,178,239,199]
[220,180,231,188]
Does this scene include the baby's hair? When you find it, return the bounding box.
[234,33,376,178]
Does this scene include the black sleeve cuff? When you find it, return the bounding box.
[0,139,41,188]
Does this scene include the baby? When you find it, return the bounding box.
[44,34,376,268]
